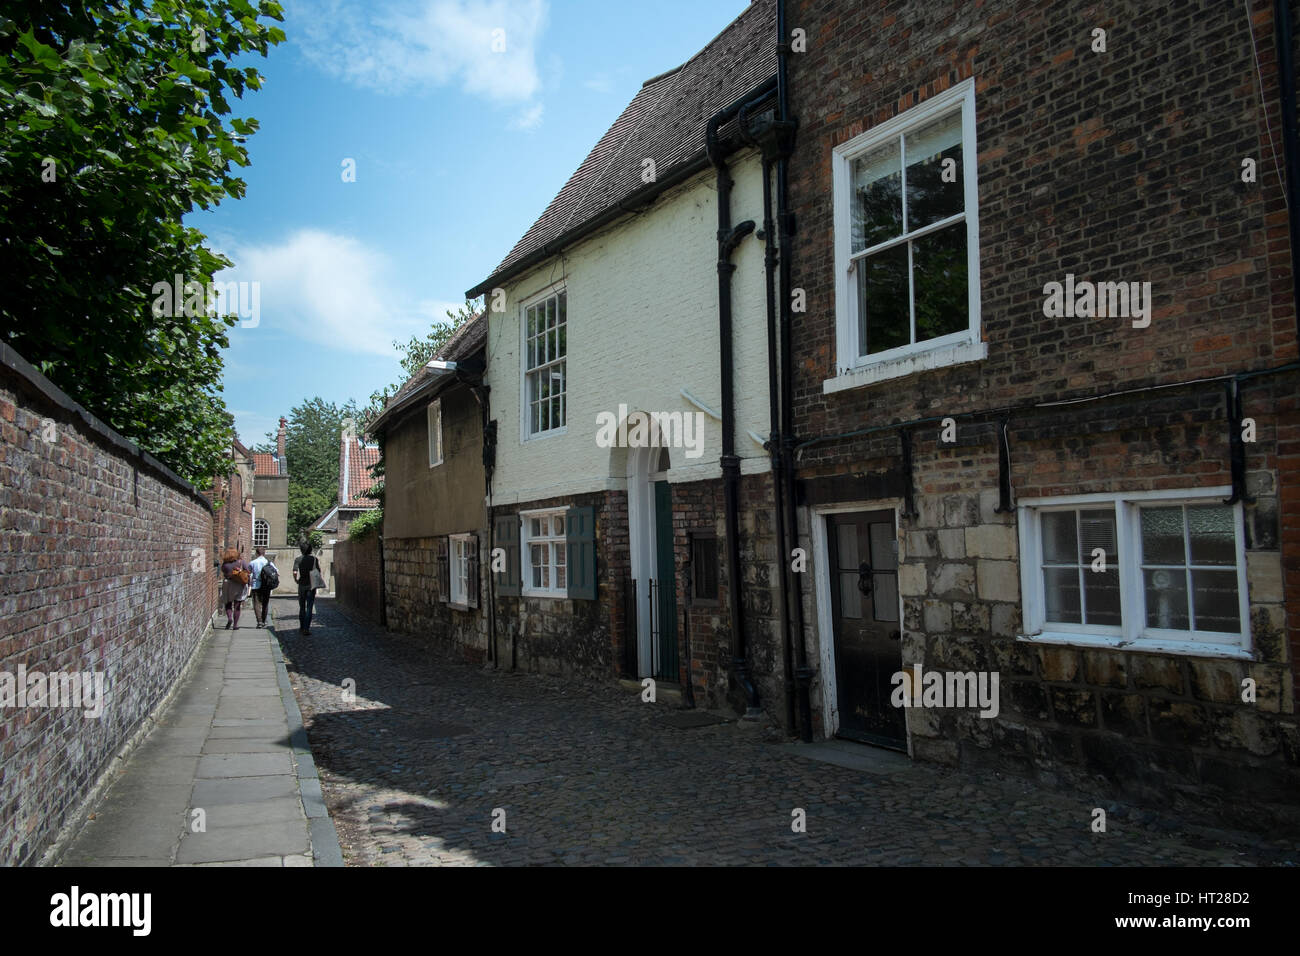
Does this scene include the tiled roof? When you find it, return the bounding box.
[468,0,776,296]
[342,439,381,508]
[252,453,283,477]
[368,311,487,436]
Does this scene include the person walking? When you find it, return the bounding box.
[292,541,322,635]
[249,547,277,627]
[220,546,252,629]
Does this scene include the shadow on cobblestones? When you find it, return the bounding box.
[271,597,1297,867]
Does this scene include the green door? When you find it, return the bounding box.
[653,480,679,681]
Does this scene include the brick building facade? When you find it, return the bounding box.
[781,0,1300,826]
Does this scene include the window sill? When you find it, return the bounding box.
[448,601,475,612]
[1016,631,1253,661]
[521,588,566,600]
[522,426,567,444]
[823,338,987,394]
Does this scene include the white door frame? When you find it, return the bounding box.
[810,498,910,754]
[627,443,657,677]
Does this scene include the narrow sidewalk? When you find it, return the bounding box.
[58,608,342,867]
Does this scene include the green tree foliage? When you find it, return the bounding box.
[271,396,356,502]
[287,482,329,543]
[346,506,382,541]
[0,1,285,484]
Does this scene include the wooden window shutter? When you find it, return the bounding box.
[493,514,520,596]
[437,536,449,603]
[468,534,480,609]
[565,505,596,600]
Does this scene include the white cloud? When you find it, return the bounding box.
[509,102,544,130]
[217,230,456,357]
[291,0,548,108]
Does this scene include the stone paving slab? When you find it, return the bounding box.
[58,611,343,867]
[277,596,1300,867]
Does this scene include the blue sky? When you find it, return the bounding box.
[196,0,751,448]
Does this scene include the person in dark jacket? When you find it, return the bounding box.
[292,541,321,635]
[249,547,277,627]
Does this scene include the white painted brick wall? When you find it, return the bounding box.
[486,151,774,506]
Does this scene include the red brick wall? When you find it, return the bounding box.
[783,0,1300,825]
[334,534,383,625]
[0,349,217,866]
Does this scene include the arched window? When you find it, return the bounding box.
[254,519,269,548]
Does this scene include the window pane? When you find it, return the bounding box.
[1144,568,1189,629]
[526,307,535,339]
[1041,511,1077,564]
[838,571,863,619]
[557,292,566,324]
[868,522,896,570]
[872,573,899,622]
[1188,506,1235,566]
[557,323,566,358]
[540,565,549,588]
[551,397,562,430]
[836,523,858,569]
[1083,569,1121,626]
[1141,507,1185,565]
[1043,567,1081,624]
[1078,508,1117,567]
[546,295,555,328]
[556,566,566,589]
[859,243,910,355]
[1192,570,1239,633]
[547,327,556,363]
[912,223,968,342]
[532,517,543,536]
[531,400,541,434]
[851,139,903,251]
[905,109,964,231]
[553,515,564,537]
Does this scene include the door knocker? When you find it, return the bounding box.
[858,561,873,597]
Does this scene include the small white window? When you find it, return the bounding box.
[522,290,566,438]
[829,78,983,391]
[1018,488,1250,657]
[521,508,567,597]
[449,533,473,605]
[428,399,443,467]
[253,519,269,549]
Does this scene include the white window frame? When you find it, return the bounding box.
[428,399,443,467]
[827,78,984,394]
[1017,487,1252,659]
[520,285,567,442]
[449,532,473,607]
[520,507,567,598]
[253,518,269,548]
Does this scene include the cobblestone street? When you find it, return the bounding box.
[276,598,1296,866]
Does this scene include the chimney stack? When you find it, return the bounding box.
[277,416,287,464]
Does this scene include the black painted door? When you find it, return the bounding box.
[827,510,906,749]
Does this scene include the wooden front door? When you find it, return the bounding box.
[827,510,905,749]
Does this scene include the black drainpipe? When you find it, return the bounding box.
[740,100,796,733]
[707,77,776,718]
[1275,0,1300,339]
[776,0,814,740]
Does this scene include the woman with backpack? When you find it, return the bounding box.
[292,541,322,635]
[220,546,252,629]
